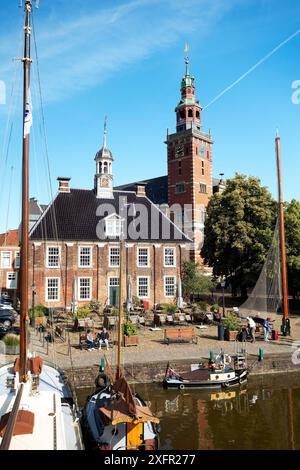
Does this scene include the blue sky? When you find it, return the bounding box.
[0,0,299,232]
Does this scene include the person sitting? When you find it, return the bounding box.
[98,328,110,351]
[86,329,96,351]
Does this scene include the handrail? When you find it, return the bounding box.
[0,383,24,450]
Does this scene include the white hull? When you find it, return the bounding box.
[0,362,83,450]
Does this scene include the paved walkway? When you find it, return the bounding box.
[1,314,299,370]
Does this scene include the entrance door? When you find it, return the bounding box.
[109,286,119,306]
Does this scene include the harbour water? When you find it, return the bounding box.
[76,376,300,450]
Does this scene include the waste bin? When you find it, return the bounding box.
[272,329,279,340]
[218,323,225,341]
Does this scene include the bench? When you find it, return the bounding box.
[79,332,114,350]
[164,327,198,345]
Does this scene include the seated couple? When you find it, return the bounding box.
[86,328,110,352]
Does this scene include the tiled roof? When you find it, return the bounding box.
[0,229,19,247]
[115,176,168,205]
[30,189,191,243]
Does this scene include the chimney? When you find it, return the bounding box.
[57,177,71,193]
[135,183,146,197]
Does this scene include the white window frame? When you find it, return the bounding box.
[137,247,149,267]
[6,272,17,289]
[78,277,92,301]
[109,246,120,267]
[46,246,60,268]
[105,214,122,237]
[46,277,60,302]
[137,276,150,299]
[15,251,20,269]
[1,251,12,269]
[78,246,92,268]
[164,276,176,298]
[164,247,176,267]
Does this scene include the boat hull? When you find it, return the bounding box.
[163,369,248,390]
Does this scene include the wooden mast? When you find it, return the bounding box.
[275,130,289,321]
[116,226,124,380]
[19,0,32,382]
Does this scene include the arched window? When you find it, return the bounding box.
[99,162,102,174]
[179,110,185,119]
[188,109,193,118]
[196,111,200,119]
[104,162,108,174]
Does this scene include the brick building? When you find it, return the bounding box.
[29,122,191,310]
[0,229,20,300]
[117,49,224,262]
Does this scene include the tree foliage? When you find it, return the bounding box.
[201,174,277,296]
[182,261,214,300]
[285,199,300,298]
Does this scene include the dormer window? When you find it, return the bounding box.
[105,214,122,237]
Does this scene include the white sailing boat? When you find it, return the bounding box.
[0,1,83,450]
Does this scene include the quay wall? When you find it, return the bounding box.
[64,353,300,389]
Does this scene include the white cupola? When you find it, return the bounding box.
[94,117,114,199]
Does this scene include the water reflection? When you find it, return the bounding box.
[76,381,300,450]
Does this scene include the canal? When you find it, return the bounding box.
[76,375,300,450]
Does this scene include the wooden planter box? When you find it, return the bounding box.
[124,335,139,347]
[225,329,238,341]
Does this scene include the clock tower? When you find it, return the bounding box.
[95,117,114,199]
[166,46,213,261]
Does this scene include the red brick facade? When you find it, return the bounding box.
[0,229,20,300]
[29,241,189,309]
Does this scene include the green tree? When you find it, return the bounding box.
[284,199,300,299]
[182,261,214,301]
[201,174,277,298]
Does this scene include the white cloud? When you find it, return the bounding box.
[0,0,237,104]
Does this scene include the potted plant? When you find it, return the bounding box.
[123,321,139,346]
[73,304,92,331]
[29,304,48,326]
[223,313,240,341]
[3,333,20,355]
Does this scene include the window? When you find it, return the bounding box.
[1,251,11,269]
[15,251,20,268]
[200,183,207,194]
[47,247,60,268]
[109,277,119,287]
[105,216,122,237]
[178,161,182,175]
[109,247,120,267]
[164,276,176,298]
[176,183,185,194]
[79,278,91,301]
[138,277,149,298]
[164,248,176,267]
[188,109,193,118]
[103,162,108,174]
[46,278,59,301]
[7,272,17,289]
[196,110,200,119]
[201,160,205,176]
[79,246,92,267]
[137,248,149,267]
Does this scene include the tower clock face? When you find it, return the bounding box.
[101,177,110,188]
[175,144,184,158]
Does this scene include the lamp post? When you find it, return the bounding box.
[221,279,226,318]
[30,282,36,328]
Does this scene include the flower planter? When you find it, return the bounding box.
[225,329,238,341]
[124,335,139,347]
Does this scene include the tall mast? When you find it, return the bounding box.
[116,227,124,380]
[19,0,32,382]
[275,130,289,321]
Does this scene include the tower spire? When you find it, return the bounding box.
[103,115,107,148]
[184,43,189,76]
